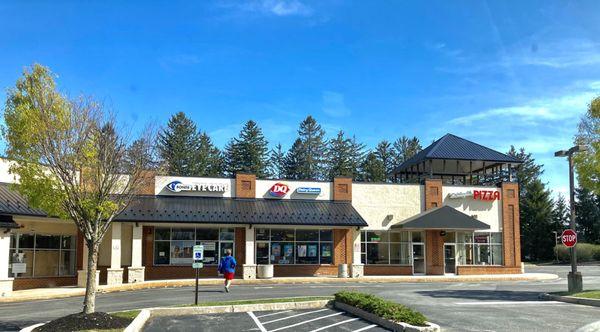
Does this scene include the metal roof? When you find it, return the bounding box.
[392,133,522,174]
[116,196,368,227]
[0,183,47,217]
[391,205,491,230]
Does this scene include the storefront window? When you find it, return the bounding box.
[255,228,333,265]
[473,232,503,265]
[9,233,77,277]
[361,230,411,265]
[153,227,235,265]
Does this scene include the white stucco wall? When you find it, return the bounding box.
[442,186,502,232]
[155,176,235,197]
[255,179,332,200]
[352,183,424,230]
[0,159,18,184]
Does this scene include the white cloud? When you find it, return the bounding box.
[321,91,351,117]
[511,39,600,69]
[222,0,313,17]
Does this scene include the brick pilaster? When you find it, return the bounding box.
[235,173,256,199]
[424,179,444,275]
[501,182,521,268]
[333,177,352,201]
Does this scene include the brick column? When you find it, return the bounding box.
[235,173,256,199]
[501,182,521,269]
[235,227,246,278]
[128,224,145,283]
[333,177,352,201]
[424,179,444,275]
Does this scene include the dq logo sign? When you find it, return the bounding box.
[269,183,289,198]
[473,190,501,201]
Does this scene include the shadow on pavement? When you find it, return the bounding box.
[416,289,543,301]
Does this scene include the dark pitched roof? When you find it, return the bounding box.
[393,133,522,173]
[116,196,368,227]
[0,183,47,217]
[391,205,490,230]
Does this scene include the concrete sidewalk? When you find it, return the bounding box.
[0,273,558,303]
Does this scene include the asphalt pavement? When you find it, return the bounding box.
[0,265,599,332]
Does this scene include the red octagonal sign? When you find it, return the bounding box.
[561,229,577,248]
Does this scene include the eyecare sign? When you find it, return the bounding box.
[166,180,229,193]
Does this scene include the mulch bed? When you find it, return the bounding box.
[34,312,133,332]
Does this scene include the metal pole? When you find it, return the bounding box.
[195,267,199,305]
[568,154,577,274]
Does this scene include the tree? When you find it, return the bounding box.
[574,96,600,194]
[348,135,365,180]
[197,132,225,177]
[574,188,600,244]
[225,120,269,177]
[284,138,303,179]
[327,131,354,179]
[125,136,159,171]
[296,116,328,180]
[507,146,543,197]
[360,151,386,182]
[393,136,422,165]
[552,194,570,230]
[3,64,152,313]
[157,112,200,176]
[268,143,286,179]
[375,140,394,182]
[520,179,557,261]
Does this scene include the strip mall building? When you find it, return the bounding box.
[0,134,524,295]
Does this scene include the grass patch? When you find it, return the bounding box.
[110,310,141,320]
[334,291,427,327]
[182,296,333,307]
[553,290,600,299]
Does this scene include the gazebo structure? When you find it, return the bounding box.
[391,134,523,185]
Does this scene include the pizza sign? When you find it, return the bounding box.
[473,190,501,201]
[269,183,289,198]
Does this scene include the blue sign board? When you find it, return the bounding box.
[296,187,321,195]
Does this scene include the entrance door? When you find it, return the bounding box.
[412,244,425,274]
[444,244,456,274]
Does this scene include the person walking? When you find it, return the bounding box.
[218,249,236,293]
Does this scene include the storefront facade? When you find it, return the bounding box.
[0,134,524,294]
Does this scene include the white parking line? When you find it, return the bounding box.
[269,312,345,332]
[455,301,566,305]
[352,325,378,332]
[256,310,293,318]
[248,312,267,332]
[309,317,360,332]
[262,308,330,324]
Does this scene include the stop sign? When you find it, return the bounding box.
[561,229,577,247]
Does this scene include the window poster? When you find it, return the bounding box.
[321,244,331,257]
[308,245,317,257]
[297,245,307,257]
[284,244,293,257]
[272,243,281,256]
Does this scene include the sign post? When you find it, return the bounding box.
[193,245,204,305]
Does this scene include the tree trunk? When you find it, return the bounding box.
[83,241,99,314]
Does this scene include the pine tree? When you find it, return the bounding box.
[349,135,365,180]
[284,138,303,180]
[393,136,422,165]
[269,143,286,179]
[552,194,570,230]
[225,120,269,177]
[125,137,159,171]
[360,151,386,182]
[197,132,224,177]
[297,116,327,180]
[327,131,354,180]
[158,112,201,176]
[375,140,394,182]
[575,188,600,244]
[520,179,556,261]
[507,146,543,197]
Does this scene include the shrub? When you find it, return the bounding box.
[555,243,600,262]
[334,291,427,326]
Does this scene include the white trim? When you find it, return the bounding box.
[262,308,329,324]
[352,324,378,332]
[309,317,360,332]
[247,311,267,332]
[269,312,344,332]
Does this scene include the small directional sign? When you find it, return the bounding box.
[192,262,203,269]
[193,245,204,261]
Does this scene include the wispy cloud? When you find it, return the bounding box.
[510,38,600,69]
[321,91,351,117]
[219,0,313,17]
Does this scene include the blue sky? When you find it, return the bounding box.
[1,1,599,197]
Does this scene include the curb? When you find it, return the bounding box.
[18,323,45,332]
[1,273,558,303]
[334,301,440,332]
[124,309,151,332]
[540,293,600,307]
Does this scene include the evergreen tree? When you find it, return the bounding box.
[296,116,328,180]
[284,138,303,179]
[552,194,570,230]
[225,120,269,177]
[327,131,354,180]
[268,143,286,179]
[157,112,201,176]
[575,188,600,244]
[507,146,543,197]
[197,132,224,177]
[393,136,422,165]
[360,151,386,182]
[375,140,394,182]
[349,135,365,180]
[126,137,159,171]
[520,179,557,261]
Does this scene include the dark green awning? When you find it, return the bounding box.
[391,205,490,230]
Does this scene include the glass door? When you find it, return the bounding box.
[444,244,456,274]
[412,244,425,274]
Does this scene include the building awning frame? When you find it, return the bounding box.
[391,205,491,230]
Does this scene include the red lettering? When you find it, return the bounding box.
[494,191,501,200]
[473,190,481,200]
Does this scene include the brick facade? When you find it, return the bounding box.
[13,277,77,290]
[364,265,412,276]
[235,173,256,199]
[424,179,444,275]
[333,177,352,201]
[456,265,521,275]
[501,182,521,268]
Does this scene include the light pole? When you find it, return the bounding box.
[554,144,587,293]
[552,231,558,263]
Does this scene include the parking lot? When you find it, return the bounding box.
[143,307,390,332]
